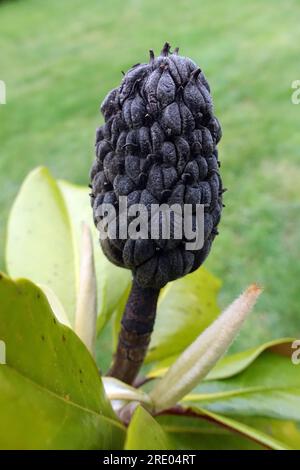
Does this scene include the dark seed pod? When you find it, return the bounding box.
[90,43,224,292]
[93,43,226,386]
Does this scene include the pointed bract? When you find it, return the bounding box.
[150,284,262,412]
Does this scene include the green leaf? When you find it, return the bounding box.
[152,341,300,450]
[0,273,125,449]
[145,267,221,363]
[95,320,115,374]
[205,337,294,381]
[125,406,170,450]
[38,283,71,327]
[232,416,300,450]
[146,354,180,379]
[183,351,300,422]
[192,407,288,450]
[6,167,77,324]
[156,413,266,450]
[157,406,298,449]
[0,366,124,450]
[148,337,294,380]
[149,284,262,413]
[58,179,131,331]
[6,167,130,329]
[103,377,153,414]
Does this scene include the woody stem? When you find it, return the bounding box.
[107,278,160,385]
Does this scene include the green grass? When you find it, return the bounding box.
[1,0,300,349]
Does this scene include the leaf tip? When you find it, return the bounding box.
[247,283,263,296]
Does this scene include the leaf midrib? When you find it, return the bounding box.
[184,385,300,402]
[2,364,125,431]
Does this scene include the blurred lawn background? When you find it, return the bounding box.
[0,0,300,349]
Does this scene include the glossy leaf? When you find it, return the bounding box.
[183,351,300,422]
[103,377,152,413]
[150,285,261,412]
[145,267,221,363]
[6,167,130,330]
[6,167,77,324]
[125,406,170,450]
[205,337,294,381]
[189,407,287,450]
[156,413,265,450]
[156,407,287,450]
[74,224,97,355]
[234,416,300,450]
[0,273,125,449]
[148,337,294,380]
[0,366,125,450]
[96,320,115,374]
[58,179,131,331]
[39,283,71,327]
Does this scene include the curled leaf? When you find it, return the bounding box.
[103,377,152,414]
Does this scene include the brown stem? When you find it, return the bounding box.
[107,277,160,384]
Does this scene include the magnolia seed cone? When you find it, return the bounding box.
[90,43,223,290]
